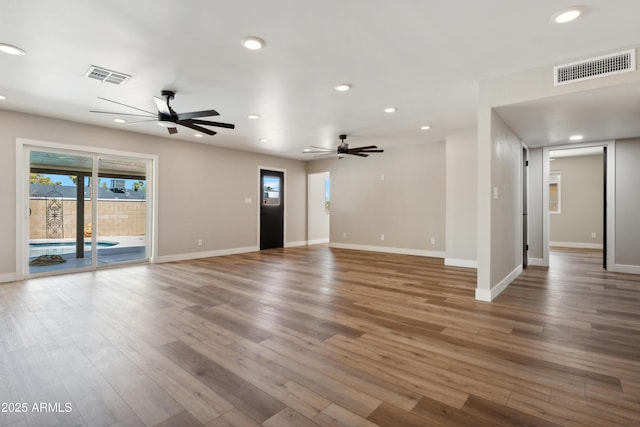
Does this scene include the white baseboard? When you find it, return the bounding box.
[0,272,17,284]
[527,258,547,267]
[475,264,523,302]
[444,258,477,269]
[307,238,330,245]
[284,241,308,248]
[550,241,603,250]
[329,242,445,259]
[610,263,640,275]
[152,246,259,264]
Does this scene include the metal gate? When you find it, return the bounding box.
[46,190,64,239]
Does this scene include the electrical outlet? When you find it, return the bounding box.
[430,237,436,245]
[197,239,203,247]
[380,234,385,241]
[342,232,347,239]
[591,232,597,239]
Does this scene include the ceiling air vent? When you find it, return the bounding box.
[84,65,131,85]
[554,49,636,86]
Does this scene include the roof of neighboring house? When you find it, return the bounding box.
[30,184,146,200]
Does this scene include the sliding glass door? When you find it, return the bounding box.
[29,151,94,274]
[96,155,148,266]
[26,147,151,276]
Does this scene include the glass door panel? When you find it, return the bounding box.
[29,151,93,274]
[96,156,148,266]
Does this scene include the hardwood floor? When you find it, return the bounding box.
[1,246,639,426]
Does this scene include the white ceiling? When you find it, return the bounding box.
[1,1,640,159]
[495,81,640,148]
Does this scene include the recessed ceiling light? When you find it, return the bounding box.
[420,125,431,130]
[569,134,584,141]
[113,118,126,124]
[334,83,352,92]
[248,114,261,119]
[194,133,204,138]
[242,36,265,50]
[551,7,586,24]
[0,43,26,56]
[259,138,269,143]
[0,94,6,100]
[384,107,397,113]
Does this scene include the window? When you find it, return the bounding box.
[549,171,561,214]
[262,175,281,206]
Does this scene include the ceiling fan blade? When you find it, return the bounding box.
[188,119,235,129]
[90,110,156,118]
[303,150,334,154]
[349,147,383,153]
[351,145,378,150]
[167,127,178,135]
[177,109,220,120]
[350,152,369,157]
[154,96,171,115]
[97,97,156,115]
[310,146,334,151]
[123,119,159,125]
[176,120,217,136]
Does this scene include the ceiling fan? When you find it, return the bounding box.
[303,134,384,158]
[90,90,235,136]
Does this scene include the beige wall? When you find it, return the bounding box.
[307,142,446,254]
[549,154,603,247]
[1,109,307,278]
[489,112,522,286]
[445,127,477,265]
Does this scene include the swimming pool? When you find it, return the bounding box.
[29,240,119,258]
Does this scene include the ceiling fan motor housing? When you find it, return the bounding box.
[337,134,349,156]
[161,90,175,100]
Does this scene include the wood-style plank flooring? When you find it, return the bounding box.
[1,246,639,426]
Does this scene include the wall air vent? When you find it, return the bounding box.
[554,49,636,86]
[84,65,131,85]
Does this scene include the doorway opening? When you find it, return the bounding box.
[547,146,606,269]
[307,172,330,245]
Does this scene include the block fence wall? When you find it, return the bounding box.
[29,199,146,239]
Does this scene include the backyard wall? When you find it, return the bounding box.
[29,199,146,239]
